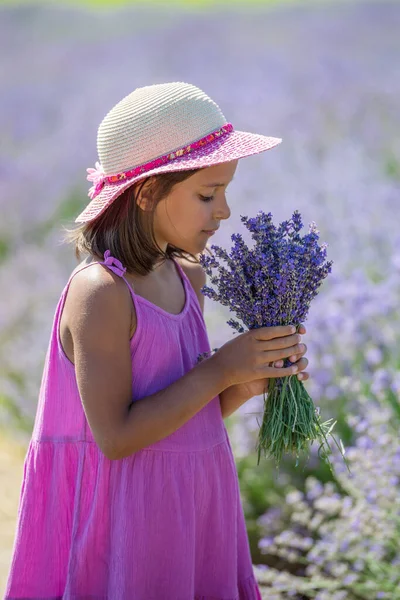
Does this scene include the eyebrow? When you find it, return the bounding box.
[201,177,235,187]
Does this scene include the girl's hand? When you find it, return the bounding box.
[238,324,309,399]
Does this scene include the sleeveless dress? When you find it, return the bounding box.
[5,250,262,600]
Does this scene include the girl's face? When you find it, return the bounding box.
[140,160,238,259]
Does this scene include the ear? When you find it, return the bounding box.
[135,177,156,212]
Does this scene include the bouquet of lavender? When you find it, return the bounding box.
[198,210,346,470]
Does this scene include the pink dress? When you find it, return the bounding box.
[5,250,262,600]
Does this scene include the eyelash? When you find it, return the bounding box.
[199,194,214,203]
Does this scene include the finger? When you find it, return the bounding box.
[298,324,306,334]
[268,360,284,368]
[297,371,309,381]
[253,325,296,341]
[289,352,304,362]
[289,344,307,363]
[260,335,303,356]
[262,342,305,364]
[294,357,308,372]
[264,363,300,378]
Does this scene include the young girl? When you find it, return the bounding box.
[5,81,308,599]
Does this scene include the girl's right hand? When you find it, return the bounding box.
[213,325,305,388]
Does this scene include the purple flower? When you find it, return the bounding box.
[199,210,344,472]
[343,573,358,585]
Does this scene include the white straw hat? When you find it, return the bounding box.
[75,81,282,224]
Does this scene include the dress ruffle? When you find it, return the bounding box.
[5,438,261,599]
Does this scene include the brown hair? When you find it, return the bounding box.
[62,169,211,276]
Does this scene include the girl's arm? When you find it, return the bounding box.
[219,385,253,419]
[183,260,255,421]
[69,266,229,461]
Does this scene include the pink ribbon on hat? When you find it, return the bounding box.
[87,161,106,199]
[85,123,234,200]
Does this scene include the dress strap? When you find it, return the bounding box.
[98,249,138,302]
[100,249,127,278]
[171,256,186,281]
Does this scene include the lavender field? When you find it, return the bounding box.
[1,1,400,597]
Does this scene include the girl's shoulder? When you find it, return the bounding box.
[68,256,127,295]
[60,257,135,365]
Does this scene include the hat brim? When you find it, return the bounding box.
[75,130,282,224]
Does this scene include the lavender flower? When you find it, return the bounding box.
[198,210,344,471]
[255,398,400,600]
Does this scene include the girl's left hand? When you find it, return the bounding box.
[237,323,309,399]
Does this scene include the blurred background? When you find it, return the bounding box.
[1,0,400,597]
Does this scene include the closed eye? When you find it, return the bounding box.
[199,194,214,202]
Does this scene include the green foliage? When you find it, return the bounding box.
[0,392,33,434]
[383,150,400,181]
[0,237,10,264]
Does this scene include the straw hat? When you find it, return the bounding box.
[75,81,282,224]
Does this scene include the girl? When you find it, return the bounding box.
[5,82,308,599]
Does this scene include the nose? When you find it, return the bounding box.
[215,198,231,221]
